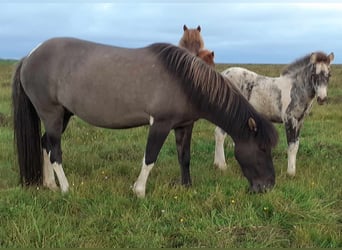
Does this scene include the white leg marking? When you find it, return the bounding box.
[214,127,228,170]
[133,156,154,198]
[287,140,299,176]
[52,162,70,193]
[42,150,58,191]
[149,115,154,125]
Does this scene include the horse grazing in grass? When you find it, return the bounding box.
[12,38,278,198]
[178,24,204,55]
[197,49,215,67]
[214,52,334,176]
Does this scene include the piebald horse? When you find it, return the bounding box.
[214,52,334,176]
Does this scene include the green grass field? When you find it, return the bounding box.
[0,61,341,247]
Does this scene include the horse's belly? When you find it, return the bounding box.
[62,94,151,129]
[71,104,148,128]
[63,91,194,129]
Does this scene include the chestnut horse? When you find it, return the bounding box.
[178,24,204,55]
[197,49,215,67]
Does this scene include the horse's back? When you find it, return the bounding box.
[222,67,287,123]
[20,38,195,129]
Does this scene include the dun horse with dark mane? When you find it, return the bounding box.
[12,38,278,197]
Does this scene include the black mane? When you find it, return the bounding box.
[150,43,278,148]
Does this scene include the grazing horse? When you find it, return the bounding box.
[214,52,334,176]
[178,24,204,55]
[12,38,278,198]
[197,49,215,67]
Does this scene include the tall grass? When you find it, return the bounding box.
[0,61,341,247]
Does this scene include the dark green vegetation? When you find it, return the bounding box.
[0,61,341,247]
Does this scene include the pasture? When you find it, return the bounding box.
[0,60,341,247]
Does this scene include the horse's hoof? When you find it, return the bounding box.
[132,182,145,198]
[214,162,228,171]
[60,184,69,194]
[287,170,296,177]
[43,182,59,192]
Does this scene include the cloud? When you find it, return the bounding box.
[0,2,341,63]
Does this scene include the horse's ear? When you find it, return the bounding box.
[328,52,334,64]
[183,25,188,31]
[248,117,258,132]
[310,53,317,64]
[197,25,201,32]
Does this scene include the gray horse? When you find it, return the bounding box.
[12,38,278,197]
[215,52,334,176]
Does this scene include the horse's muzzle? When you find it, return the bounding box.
[317,96,327,105]
[249,179,275,193]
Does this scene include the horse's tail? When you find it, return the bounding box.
[12,58,43,186]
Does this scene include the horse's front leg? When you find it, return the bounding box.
[133,120,171,198]
[174,123,194,186]
[214,126,228,170]
[285,118,301,176]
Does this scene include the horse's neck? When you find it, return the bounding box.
[281,71,316,121]
[180,40,204,55]
[203,112,239,140]
[200,97,249,140]
[287,69,315,102]
[187,45,201,55]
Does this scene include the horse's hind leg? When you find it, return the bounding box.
[42,135,58,191]
[133,121,171,198]
[174,123,194,186]
[42,109,72,192]
[214,126,228,170]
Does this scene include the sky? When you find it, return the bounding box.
[0,1,341,64]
